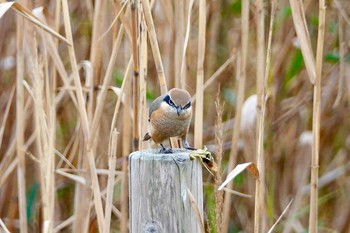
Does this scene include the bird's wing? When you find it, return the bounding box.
[149,94,166,119]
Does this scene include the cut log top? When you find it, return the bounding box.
[129,149,203,233]
[129,148,192,161]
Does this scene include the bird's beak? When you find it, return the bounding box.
[176,106,182,116]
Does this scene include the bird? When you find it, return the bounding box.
[143,88,195,154]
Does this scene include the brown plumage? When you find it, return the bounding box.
[143,88,194,153]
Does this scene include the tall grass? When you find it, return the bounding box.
[0,0,349,232]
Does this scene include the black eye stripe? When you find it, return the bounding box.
[164,95,176,107]
[183,102,191,109]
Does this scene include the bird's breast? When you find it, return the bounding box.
[149,106,192,140]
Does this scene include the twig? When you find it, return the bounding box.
[0,218,10,233]
[254,1,277,232]
[222,0,249,230]
[194,0,206,149]
[131,0,140,151]
[103,129,118,233]
[309,1,326,232]
[16,5,28,232]
[140,0,168,94]
[61,0,105,232]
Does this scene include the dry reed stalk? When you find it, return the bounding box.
[206,1,221,77]
[54,0,61,44]
[174,0,185,88]
[100,1,128,41]
[0,0,70,44]
[114,0,132,42]
[57,123,79,169]
[44,35,56,233]
[90,27,125,142]
[56,168,123,176]
[0,140,16,185]
[0,158,18,188]
[31,33,55,233]
[222,55,243,233]
[334,0,350,26]
[0,87,14,151]
[61,0,105,232]
[214,88,224,233]
[255,0,266,200]
[55,169,86,185]
[73,132,92,233]
[0,118,35,188]
[89,0,102,84]
[61,0,90,135]
[131,0,140,151]
[0,218,10,233]
[289,0,316,84]
[53,215,75,233]
[192,55,235,103]
[110,58,133,131]
[267,199,293,233]
[39,32,78,106]
[83,61,94,124]
[15,5,28,233]
[334,12,345,107]
[309,1,326,232]
[222,187,252,198]
[159,0,173,28]
[140,0,168,94]
[222,1,249,231]
[67,176,123,232]
[139,13,148,150]
[180,0,194,89]
[254,1,277,232]
[187,188,206,233]
[103,129,118,233]
[194,0,206,149]
[121,72,132,233]
[52,0,60,133]
[0,98,33,203]
[256,0,265,83]
[41,13,57,231]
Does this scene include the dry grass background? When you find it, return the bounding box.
[0,0,350,232]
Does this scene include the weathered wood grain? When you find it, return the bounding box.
[129,149,203,233]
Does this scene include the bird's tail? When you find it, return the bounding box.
[142,133,151,141]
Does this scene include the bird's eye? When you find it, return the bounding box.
[169,99,175,107]
[183,102,191,109]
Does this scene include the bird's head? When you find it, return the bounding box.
[162,88,192,117]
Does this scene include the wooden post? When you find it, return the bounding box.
[129,149,203,233]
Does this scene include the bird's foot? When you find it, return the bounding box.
[159,147,173,154]
[183,141,197,151]
[184,146,197,151]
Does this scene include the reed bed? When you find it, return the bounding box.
[0,0,349,232]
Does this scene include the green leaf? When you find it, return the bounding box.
[325,52,350,63]
[27,182,39,222]
[230,0,242,15]
[204,186,217,233]
[286,49,304,81]
[281,6,292,19]
[112,70,124,86]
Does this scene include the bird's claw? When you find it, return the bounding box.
[160,147,173,154]
[184,146,197,151]
[183,141,196,151]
